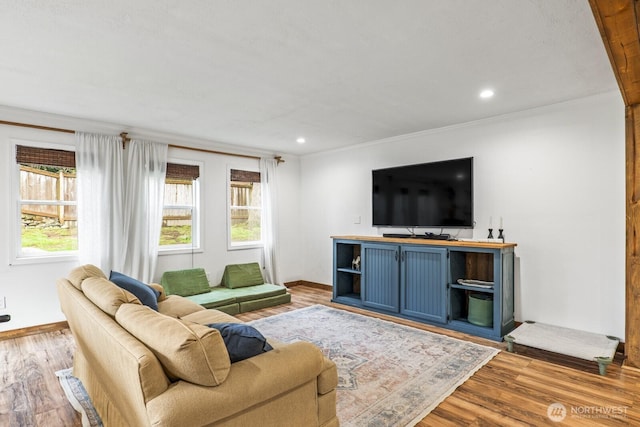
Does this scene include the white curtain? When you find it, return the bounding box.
[121,139,168,283]
[76,132,126,273]
[260,157,280,284]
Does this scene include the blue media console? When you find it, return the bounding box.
[331,235,516,341]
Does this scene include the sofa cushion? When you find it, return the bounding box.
[110,271,160,311]
[161,268,211,297]
[116,304,231,386]
[82,277,141,317]
[158,295,205,318]
[221,263,264,289]
[207,323,273,363]
[180,309,239,325]
[68,264,107,290]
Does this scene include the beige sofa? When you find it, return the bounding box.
[57,265,339,427]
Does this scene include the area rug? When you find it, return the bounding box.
[507,321,619,361]
[55,368,103,427]
[249,305,498,427]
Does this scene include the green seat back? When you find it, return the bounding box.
[160,268,210,296]
[222,263,264,289]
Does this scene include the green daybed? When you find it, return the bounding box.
[160,263,291,315]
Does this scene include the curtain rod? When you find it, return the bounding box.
[0,120,75,134]
[0,120,284,164]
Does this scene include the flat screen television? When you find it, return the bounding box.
[372,157,473,228]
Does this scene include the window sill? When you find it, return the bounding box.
[11,253,79,266]
[227,242,264,251]
[158,246,204,256]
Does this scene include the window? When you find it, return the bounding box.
[229,168,262,248]
[159,162,201,250]
[15,144,78,258]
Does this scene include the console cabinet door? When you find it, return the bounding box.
[400,246,448,323]
[361,243,400,312]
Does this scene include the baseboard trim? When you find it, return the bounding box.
[622,359,640,372]
[0,321,69,341]
[285,280,332,291]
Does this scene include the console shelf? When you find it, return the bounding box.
[331,235,516,341]
[450,283,495,293]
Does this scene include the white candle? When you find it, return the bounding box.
[489,216,492,228]
[500,217,503,229]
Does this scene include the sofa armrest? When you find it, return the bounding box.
[145,341,327,426]
[318,356,338,395]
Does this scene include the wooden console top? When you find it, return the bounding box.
[331,235,517,249]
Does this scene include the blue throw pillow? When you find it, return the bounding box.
[109,271,160,311]
[207,323,273,363]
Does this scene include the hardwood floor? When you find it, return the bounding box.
[2,285,639,426]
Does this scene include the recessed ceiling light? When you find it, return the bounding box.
[296,137,306,144]
[479,89,494,99]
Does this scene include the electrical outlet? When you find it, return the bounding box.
[0,297,5,310]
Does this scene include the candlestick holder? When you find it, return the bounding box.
[498,229,504,242]
[487,228,494,239]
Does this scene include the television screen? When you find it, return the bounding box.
[372,157,473,228]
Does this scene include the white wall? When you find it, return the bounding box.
[0,125,78,330]
[300,91,626,338]
[0,109,302,332]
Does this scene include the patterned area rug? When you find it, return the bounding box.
[249,305,498,427]
[56,368,103,427]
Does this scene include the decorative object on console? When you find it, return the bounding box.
[487,228,494,239]
[498,229,504,242]
[351,255,361,271]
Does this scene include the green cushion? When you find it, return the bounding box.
[213,304,240,315]
[161,268,210,297]
[205,284,284,302]
[184,284,289,313]
[186,292,236,307]
[222,263,264,289]
[239,293,291,313]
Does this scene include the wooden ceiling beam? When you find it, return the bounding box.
[590,0,640,106]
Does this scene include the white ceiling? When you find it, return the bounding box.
[0,0,618,156]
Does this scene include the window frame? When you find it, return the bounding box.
[158,159,203,255]
[227,165,263,250]
[11,140,78,264]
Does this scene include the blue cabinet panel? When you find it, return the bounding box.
[401,246,447,323]
[501,249,515,329]
[362,243,400,312]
